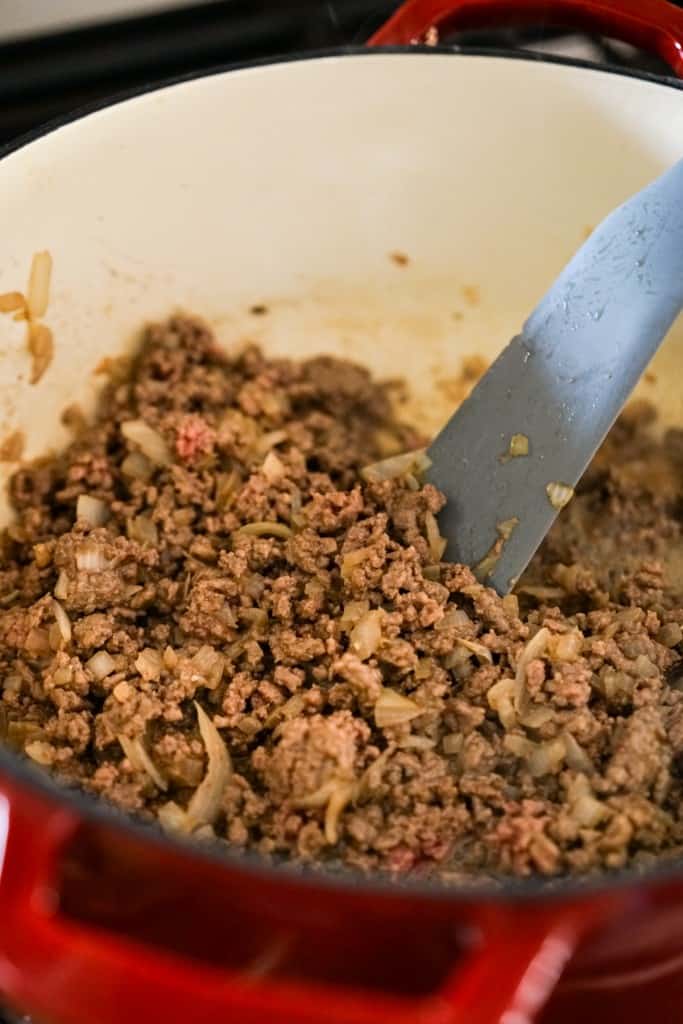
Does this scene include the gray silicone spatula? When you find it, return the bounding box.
[428,158,683,595]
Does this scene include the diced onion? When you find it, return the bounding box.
[456,637,493,664]
[546,481,574,511]
[341,546,373,580]
[75,542,110,572]
[54,570,69,600]
[514,626,550,714]
[436,606,473,633]
[503,733,535,758]
[51,599,71,645]
[562,730,593,774]
[519,705,554,729]
[528,738,566,778]
[374,688,422,728]
[340,600,370,630]
[424,510,447,562]
[255,429,288,456]
[0,291,25,314]
[121,452,153,481]
[324,781,355,844]
[487,678,517,729]
[27,251,52,320]
[76,494,109,528]
[191,645,225,689]
[264,693,306,730]
[25,740,54,766]
[509,433,529,457]
[86,650,116,680]
[158,800,188,831]
[350,610,382,661]
[27,322,54,385]
[119,734,167,791]
[235,522,292,539]
[516,585,566,602]
[398,735,436,751]
[134,647,163,681]
[262,450,285,484]
[185,703,232,831]
[567,776,607,827]
[442,733,463,755]
[121,419,171,466]
[475,517,519,582]
[360,449,431,483]
[127,514,158,547]
[549,631,583,663]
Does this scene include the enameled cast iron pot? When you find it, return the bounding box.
[1,1,683,1021]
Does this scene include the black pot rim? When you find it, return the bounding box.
[1,43,682,907]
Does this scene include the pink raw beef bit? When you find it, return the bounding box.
[175,414,216,461]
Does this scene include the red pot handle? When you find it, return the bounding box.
[368,0,683,77]
[0,781,603,1024]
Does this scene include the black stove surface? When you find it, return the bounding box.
[1,0,680,147]
[0,2,681,1022]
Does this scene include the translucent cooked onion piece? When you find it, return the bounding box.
[0,291,26,314]
[567,776,607,827]
[548,631,583,663]
[191,646,225,689]
[76,494,109,528]
[27,322,54,385]
[185,702,232,831]
[157,801,188,832]
[516,584,566,602]
[27,250,52,320]
[424,510,447,562]
[134,647,163,681]
[487,678,517,729]
[324,781,355,845]
[509,433,529,457]
[121,419,171,466]
[350,610,382,661]
[340,546,373,581]
[54,570,69,600]
[514,626,550,715]
[86,650,116,680]
[235,522,292,539]
[264,693,306,730]
[126,514,158,548]
[546,481,574,511]
[261,450,285,483]
[360,449,431,483]
[456,637,493,664]
[519,705,554,729]
[527,738,566,778]
[118,734,167,791]
[442,733,463,756]
[75,542,110,572]
[340,600,370,631]
[397,735,436,751]
[374,688,422,728]
[562,730,593,774]
[475,517,519,582]
[51,599,71,646]
[121,451,153,481]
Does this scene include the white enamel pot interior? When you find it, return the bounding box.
[0,54,682,524]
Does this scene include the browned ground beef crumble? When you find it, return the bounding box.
[2,315,683,882]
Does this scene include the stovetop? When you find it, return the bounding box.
[0,2,681,1021]
[0,0,680,148]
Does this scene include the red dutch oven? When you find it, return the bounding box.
[1,1,683,1022]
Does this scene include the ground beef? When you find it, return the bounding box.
[2,314,683,882]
